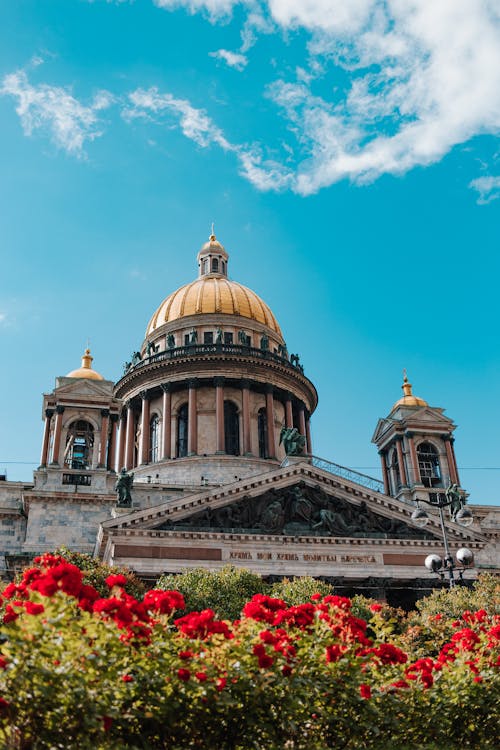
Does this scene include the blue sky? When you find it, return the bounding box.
[1,0,499,504]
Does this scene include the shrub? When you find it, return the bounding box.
[156,565,267,619]
[0,554,498,750]
[269,575,332,604]
[53,546,146,600]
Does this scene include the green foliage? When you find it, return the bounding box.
[157,565,267,619]
[54,547,146,599]
[269,575,332,604]
[414,574,500,620]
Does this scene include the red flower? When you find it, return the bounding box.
[102,716,113,732]
[368,643,408,665]
[451,628,480,652]
[179,650,194,660]
[370,603,382,613]
[121,674,134,682]
[105,574,128,588]
[282,665,292,676]
[0,657,8,670]
[474,676,483,683]
[3,605,19,624]
[325,644,343,663]
[359,684,371,699]
[144,589,185,616]
[195,671,208,681]
[252,643,274,668]
[215,677,227,691]
[24,601,44,616]
[242,594,287,623]
[175,609,232,640]
[177,668,191,682]
[391,680,410,689]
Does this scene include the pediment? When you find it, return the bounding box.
[406,407,453,426]
[101,461,483,545]
[54,378,114,400]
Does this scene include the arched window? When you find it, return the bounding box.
[202,258,209,275]
[417,442,442,487]
[149,415,159,463]
[258,408,268,458]
[64,420,94,469]
[390,447,401,491]
[177,403,188,458]
[224,401,240,455]
[211,258,219,272]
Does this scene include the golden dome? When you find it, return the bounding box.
[392,371,427,410]
[67,348,104,381]
[146,277,283,337]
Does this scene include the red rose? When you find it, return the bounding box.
[195,671,208,681]
[359,684,371,699]
[105,574,128,588]
[370,603,382,613]
[24,601,44,616]
[177,668,190,682]
[121,674,134,682]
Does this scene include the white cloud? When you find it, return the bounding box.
[147,0,500,196]
[469,175,500,205]
[1,70,112,156]
[210,49,248,70]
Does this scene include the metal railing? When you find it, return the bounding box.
[310,455,385,494]
[123,344,305,377]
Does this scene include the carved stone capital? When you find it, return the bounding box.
[188,378,198,389]
[240,379,251,390]
[55,405,65,415]
[139,390,148,401]
[161,383,171,394]
[100,409,110,418]
[110,413,119,423]
[214,377,225,388]
[45,408,54,419]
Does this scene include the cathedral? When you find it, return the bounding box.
[1,233,498,606]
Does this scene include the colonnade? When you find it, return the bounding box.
[116,377,312,472]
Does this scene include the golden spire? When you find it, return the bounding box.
[210,221,216,242]
[392,369,427,410]
[66,346,104,380]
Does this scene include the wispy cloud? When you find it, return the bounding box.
[210,48,248,71]
[469,175,500,205]
[1,70,113,157]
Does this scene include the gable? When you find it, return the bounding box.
[101,461,483,545]
[53,378,114,400]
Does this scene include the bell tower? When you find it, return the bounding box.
[372,373,463,506]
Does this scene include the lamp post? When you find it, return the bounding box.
[411,484,474,588]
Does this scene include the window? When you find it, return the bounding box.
[222,261,226,274]
[390,447,401,491]
[184,333,190,346]
[211,258,219,272]
[149,415,159,463]
[64,420,94,470]
[417,442,442,487]
[224,332,233,345]
[224,401,240,455]
[258,408,268,458]
[177,404,188,458]
[202,258,208,274]
[204,332,214,344]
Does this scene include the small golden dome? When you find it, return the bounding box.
[67,348,104,381]
[147,277,283,337]
[392,371,427,410]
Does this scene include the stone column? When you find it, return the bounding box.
[39,408,54,468]
[241,379,251,455]
[215,377,225,453]
[98,409,110,468]
[443,435,459,485]
[265,386,276,459]
[50,406,65,466]
[396,437,408,486]
[125,402,135,470]
[107,414,118,471]
[379,451,390,495]
[305,417,312,456]
[139,391,150,465]
[117,412,126,472]
[161,384,172,460]
[285,396,293,429]
[298,405,307,450]
[406,432,420,485]
[188,379,198,456]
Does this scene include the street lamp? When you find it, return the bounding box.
[410,484,474,588]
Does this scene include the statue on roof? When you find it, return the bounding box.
[280,426,306,456]
[115,468,134,508]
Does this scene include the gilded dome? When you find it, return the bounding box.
[67,349,104,381]
[392,372,427,410]
[146,232,283,337]
[146,277,283,337]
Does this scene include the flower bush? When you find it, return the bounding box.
[0,555,498,749]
